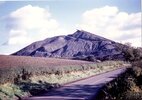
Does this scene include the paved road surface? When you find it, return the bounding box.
[24,68,126,100]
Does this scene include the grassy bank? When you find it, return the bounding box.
[30,61,126,84]
[95,61,142,100]
[0,61,127,100]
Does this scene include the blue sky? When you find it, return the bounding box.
[0,0,141,54]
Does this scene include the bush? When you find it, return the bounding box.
[95,61,142,100]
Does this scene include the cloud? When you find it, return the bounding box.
[77,6,141,47]
[8,29,32,45]
[0,1,5,6]
[5,5,66,45]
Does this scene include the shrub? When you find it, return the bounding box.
[95,61,142,100]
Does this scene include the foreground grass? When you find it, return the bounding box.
[0,61,128,100]
[0,83,28,100]
[0,81,60,100]
[95,61,142,100]
[31,64,123,84]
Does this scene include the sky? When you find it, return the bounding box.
[0,0,141,54]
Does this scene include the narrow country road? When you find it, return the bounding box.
[24,68,126,100]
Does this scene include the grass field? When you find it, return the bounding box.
[0,55,127,100]
[0,55,92,67]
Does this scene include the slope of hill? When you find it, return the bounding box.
[12,30,125,61]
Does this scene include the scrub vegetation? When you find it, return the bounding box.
[95,47,142,100]
[96,61,142,100]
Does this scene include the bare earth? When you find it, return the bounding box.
[24,68,126,100]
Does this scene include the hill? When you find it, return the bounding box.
[12,30,125,61]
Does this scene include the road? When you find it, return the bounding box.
[24,68,126,100]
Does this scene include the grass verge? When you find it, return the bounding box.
[95,61,142,100]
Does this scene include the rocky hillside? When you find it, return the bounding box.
[12,30,125,61]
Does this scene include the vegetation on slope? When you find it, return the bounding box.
[96,61,142,100]
[95,46,142,100]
